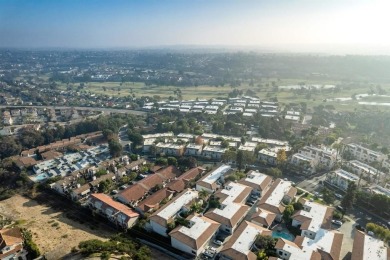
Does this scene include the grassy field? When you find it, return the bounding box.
[55,77,390,111]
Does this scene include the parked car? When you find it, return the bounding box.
[332,220,343,226]
[246,201,254,207]
[355,224,366,232]
[335,193,343,199]
[336,205,344,211]
[213,240,223,246]
[111,190,119,195]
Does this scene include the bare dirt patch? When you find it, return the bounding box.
[0,194,173,260]
[0,194,113,260]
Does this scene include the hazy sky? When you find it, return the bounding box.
[1,0,390,53]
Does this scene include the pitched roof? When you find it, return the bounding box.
[250,209,277,227]
[41,150,63,160]
[257,178,295,214]
[220,221,272,260]
[149,189,198,228]
[118,183,149,203]
[155,165,181,179]
[178,167,205,182]
[351,230,390,260]
[169,214,220,250]
[205,204,250,228]
[13,156,38,168]
[0,227,23,248]
[89,193,139,219]
[136,188,174,213]
[167,179,186,193]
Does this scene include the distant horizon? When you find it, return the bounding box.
[1,44,390,56]
[1,0,390,55]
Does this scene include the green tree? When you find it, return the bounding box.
[98,179,113,193]
[283,204,295,222]
[155,157,168,166]
[266,168,282,178]
[108,140,123,157]
[254,235,277,257]
[128,132,143,148]
[276,149,287,166]
[199,189,209,200]
[222,150,237,163]
[340,182,357,217]
[322,188,335,204]
[167,157,178,166]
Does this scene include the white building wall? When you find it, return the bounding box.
[150,220,169,237]
[195,184,214,194]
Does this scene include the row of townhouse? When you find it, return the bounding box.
[326,168,390,198]
[116,166,205,211]
[147,163,298,257]
[135,167,205,214]
[274,199,344,260]
[88,193,139,229]
[30,144,110,182]
[290,145,339,175]
[21,131,103,157]
[345,143,387,164]
[50,158,146,199]
[143,132,291,163]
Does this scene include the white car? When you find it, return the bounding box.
[332,220,343,226]
[335,193,343,199]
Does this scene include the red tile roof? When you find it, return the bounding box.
[89,193,139,218]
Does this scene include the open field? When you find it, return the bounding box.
[0,195,113,259]
[0,194,173,260]
[54,77,390,111]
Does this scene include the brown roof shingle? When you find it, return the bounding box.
[136,188,174,213]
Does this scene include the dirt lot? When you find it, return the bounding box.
[0,194,113,259]
[0,194,172,260]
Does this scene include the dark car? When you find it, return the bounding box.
[355,224,366,232]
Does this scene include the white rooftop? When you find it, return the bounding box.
[230,224,261,256]
[299,201,329,233]
[259,149,277,158]
[334,169,359,181]
[265,180,293,207]
[371,185,390,197]
[251,137,289,147]
[362,232,388,260]
[203,145,227,153]
[157,190,198,220]
[349,160,384,176]
[244,171,269,187]
[202,165,231,185]
[177,215,213,241]
[142,132,174,139]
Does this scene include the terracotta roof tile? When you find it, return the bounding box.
[136,188,174,213]
[89,193,139,219]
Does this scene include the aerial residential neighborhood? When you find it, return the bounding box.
[1,4,390,258]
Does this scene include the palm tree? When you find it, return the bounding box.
[199,189,209,200]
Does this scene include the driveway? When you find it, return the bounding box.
[337,217,356,260]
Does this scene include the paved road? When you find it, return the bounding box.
[0,105,147,116]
